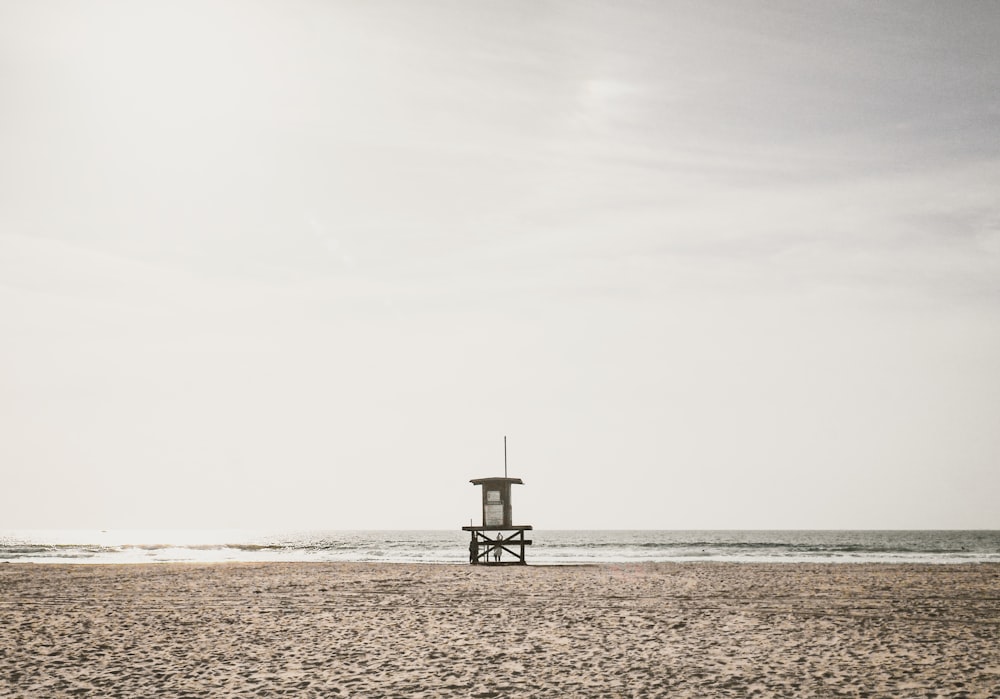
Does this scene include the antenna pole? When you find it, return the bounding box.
[504,435,507,478]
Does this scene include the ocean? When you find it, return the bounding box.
[2,529,998,565]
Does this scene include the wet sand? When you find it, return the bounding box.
[1,562,998,698]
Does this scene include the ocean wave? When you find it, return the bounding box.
[2,530,998,565]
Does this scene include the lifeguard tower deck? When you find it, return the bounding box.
[462,476,532,565]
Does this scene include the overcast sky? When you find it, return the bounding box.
[2,1,998,530]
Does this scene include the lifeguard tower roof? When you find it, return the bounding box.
[470,477,523,485]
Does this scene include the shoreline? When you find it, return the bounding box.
[6,558,995,568]
[3,562,998,697]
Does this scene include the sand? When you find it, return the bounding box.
[1,562,998,698]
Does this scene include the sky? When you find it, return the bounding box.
[2,0,999,530]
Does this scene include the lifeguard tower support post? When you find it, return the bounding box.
[462,437,532,565]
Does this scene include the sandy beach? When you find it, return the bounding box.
[1,562,998,698]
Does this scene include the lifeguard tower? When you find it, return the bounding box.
[462,438,532,565]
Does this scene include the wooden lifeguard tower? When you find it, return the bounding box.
[462,437,532,565]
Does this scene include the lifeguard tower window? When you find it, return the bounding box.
[485,489,503,526]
